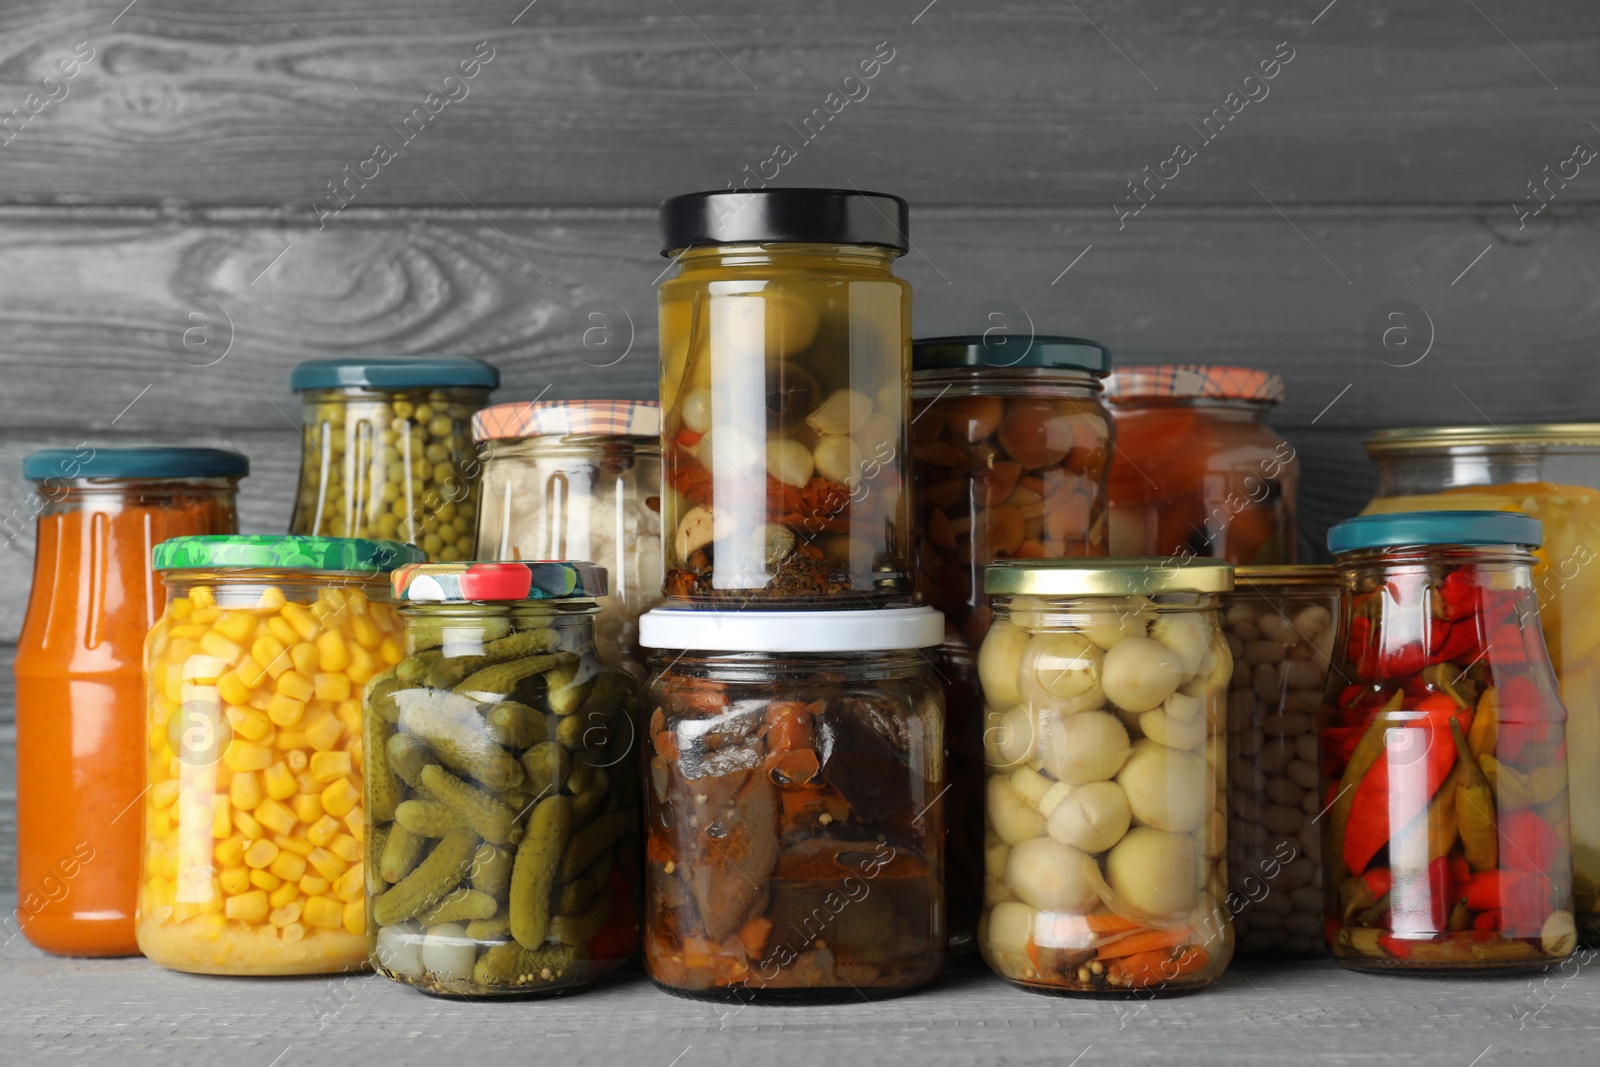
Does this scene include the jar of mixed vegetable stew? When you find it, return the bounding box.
[639,607,945,1001]
[657,188,912,604]
[909,333,1114,952]
[136,535,422,975]
[1361,424,1600,944]
[1104,365,1298,564]
[978,558,1235,995]
[367,562,641,996]
[289,357,498,561]
[1321,512,1576,972]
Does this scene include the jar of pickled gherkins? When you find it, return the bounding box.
[368,561,641,996]
[473,400,663,676]
[910,334,1114,953]
[639,606,945,1001]
[289,357,499,561]
[1105,365,1298,564]
[137,535,422,975]
[1221,565,1338,957]
[657,188,912,604]
[1361,424,1600,943]
[978,558,1235,995]
[1321,512,1576,972]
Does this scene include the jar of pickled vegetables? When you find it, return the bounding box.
[15,447,245,957]
[638,606,946,1001]
[1361,424,1600,943]
[1221,565,1337,957]
[1105,365,1298,564]
[1321,512,1576,972]
[657,188,912,604]
[289,357,499,561]
[473,400,663,676]
[910,334,1114,952]
[366,561,641,996]
[137,535,422,975]
[978,558,1235,995]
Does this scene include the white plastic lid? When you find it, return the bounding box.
[639,606,944,653]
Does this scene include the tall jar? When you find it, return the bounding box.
[657,188,912,604]
[1105,365,1298,564]
[14,447,244,957]
[977,558,1235,995]
[1361,424,1600,943]
[473,400,663,676]
[368,562,641,996]
[1221,565,1338,957]
[909,334,1114,953]
[1320,512,1576,972]
[136,535,422,975]
[289,357,499,562]
[638,607,946,1001]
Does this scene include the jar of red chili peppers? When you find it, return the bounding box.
[910,334,1114,952]
[1321,511,1577,972]
[1104,365,1298,564]
[638,606,945,1002]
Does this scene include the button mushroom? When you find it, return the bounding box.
[1101,636,1186,712]
[1020,632,1105,714]
[1046,781,1132,854]
[1006,837,1103,914]
[1037,710,1131,785]
[1107,828,1201,919]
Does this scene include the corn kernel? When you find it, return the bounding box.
[350,615,382,651]
[294,769,317,793]
[378,637,404,666]
[315,631,350,673]
[299,875,331,896]
[225,890,270,923]
[236,655,268,689]
[211,796,232,838]
[281,922,307,943]
[199,630,243,665]
[288,751,310,774]
[269,850,308,882]
[343,808,364,843]
[184,655,229,683]
[151,778,181,809]
[228,770,262,811]
[341,898,364,935]
[345,645,377,685]
[217,672,253,706]
[276,670,315,703]
[256,798,297,837]
[257,586,287,610]
[249,868,282,892]
[332,861,365,903]
[247,690,273,713]
[262,762,298,801]
[292,793,323,825]
[312,673,351,704]
[244,839,279,869]
[169,597,194,620]
[320,778,360,819]
[306,814,342,847]
[304,895,344,929]
[276,730,308,752]
[223,739,272,773]
[252,635,288,678]
[266,616,298,647]
[267,692,306,728]
[335,700,362,734]
[281,603,319,641]
[188,585,216,608]
[233,809,262,840]
[190,606,221,625]
[270,880,301,909]
[310,750,353,784]
[309,600,331,621]
[225,705,270,742]
[307,847,347,881]
[328,833,361,864]
[215,835,247,868]
[218,866,251,894]
[271,902,303,927]
[290,643,320,678]
[214,611,256,645]
[162,671,184,705]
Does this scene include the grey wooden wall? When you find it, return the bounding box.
[2,0,1598,890]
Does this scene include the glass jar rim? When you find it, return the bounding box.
[985,557,1233,597]
[1364,423,1600,454]
[639,606,942,652]
[1232,564,1337,590]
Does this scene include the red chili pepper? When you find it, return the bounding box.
[1498,870,1555,938]
[1378,933,1414,959]
[1339,684,1366,709]
[1449,855,1471,887]
[1342,694,1467,876]
[1389,855,1454,934]
[1462,869,1531,911]
[1431,618,1481,665]
[1361,867,1393,899]
[1489,623,1529,665]
[1472,909,1501,931]
[1500,810,1563,873]
[1322,725,1368,767]
[674,428,704,448]
[1440,569,1480,620]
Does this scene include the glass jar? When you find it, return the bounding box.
[289,357,499,562]
[1105,365,1298,564]
[136,535,421,975]
[14,447,244,957]
[657,188,913,604]
[977,558,1235,995]
[638,607,945,1001]
[1221,565,1338,957]
[473,400,663,676]
[1321,512,1576,972]
[368,562,641,996]
[909,334,1114,954]
[1361,424,1600,943]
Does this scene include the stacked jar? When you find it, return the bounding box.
[644,188,947,1001]
[909,334,1115,952]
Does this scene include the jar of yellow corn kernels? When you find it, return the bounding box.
[136,535,423,975]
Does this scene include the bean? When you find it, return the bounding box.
[1291,605,1331,638]
[1257,615,1297,645]
[1257,891,1293,917]
[1286,758,1319,790]
[1231,621,1261,642]
[1265,778,1305,807]
[1285,913,1324,937]
[1290,886,1323,914]
[1276,857,1314,892]
[1253,666,1281,702]
[1300,790,1322,816]
[1225,604,1259,627]
[1282,690,1323,714]
[1262,712,1311,738]
[1244,640,1285,666]
[1260,738,1296,773]
[1225,632,1246,659]
[1248,909,1285,930]
[1263,805,1303,835]
[1231,661,1253,690]
[1237,728,1264,758]
[1294,734,1318,764]
[1281,661,1324,691]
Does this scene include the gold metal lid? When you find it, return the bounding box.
[1231,564,1337,590]
[984,557,1234,596]
[1364,424,1600,454]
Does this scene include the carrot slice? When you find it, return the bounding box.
[1094,927,1192,960]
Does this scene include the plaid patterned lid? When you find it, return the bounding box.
[473,399,661,441]
[393,561,608,601]
[1104,365,1284,404]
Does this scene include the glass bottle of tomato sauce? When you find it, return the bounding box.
[13,447,244,955]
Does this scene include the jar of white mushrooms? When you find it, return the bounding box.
[1222,566,1338,957]
[977,558,1235,995]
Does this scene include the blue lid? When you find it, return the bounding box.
[1327,510,1543,554]
[289,357,500,392]
[23,447,248,482]
[913,334,1112,373]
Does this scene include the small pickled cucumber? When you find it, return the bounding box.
[373,827,478,925]
[472,940,583,988]
[485,700,547,749]
[470,843,514,899]
[465,913,512,941]
[398,693,525,791]
[456,652,574,700]
[556,707,610,751]
[554,876,595,917]
[417,888,500,925]
[567,751,595,794]
[395,798,465,837]
[559,810,629,883]
[420,763,523,847]
[368,824,392,892]
[510,795,572,949]
[395,650,445,686]
[387,733,434,793]
[550,893,613,947]
[571,766,610,826]
[380,824,427,883]
[365,706,400,822]
[520,741,569,800]
[575,670,633,720]
[366,670,407,724]
[545,664,592,715]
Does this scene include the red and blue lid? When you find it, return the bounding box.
[393,561,608,602]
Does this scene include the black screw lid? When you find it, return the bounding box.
[658,188,909,256]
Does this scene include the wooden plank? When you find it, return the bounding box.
[0,1,1595,209]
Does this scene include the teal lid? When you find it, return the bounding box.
[392,561,608,602]
[289,357,499,392]
[912,334,1112,374]
[23,447,248,481]
[1328,511,1543,554]
[153,535,425,573]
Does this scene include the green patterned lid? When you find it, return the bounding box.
[153,535,426,573]
[393,561,607,601]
